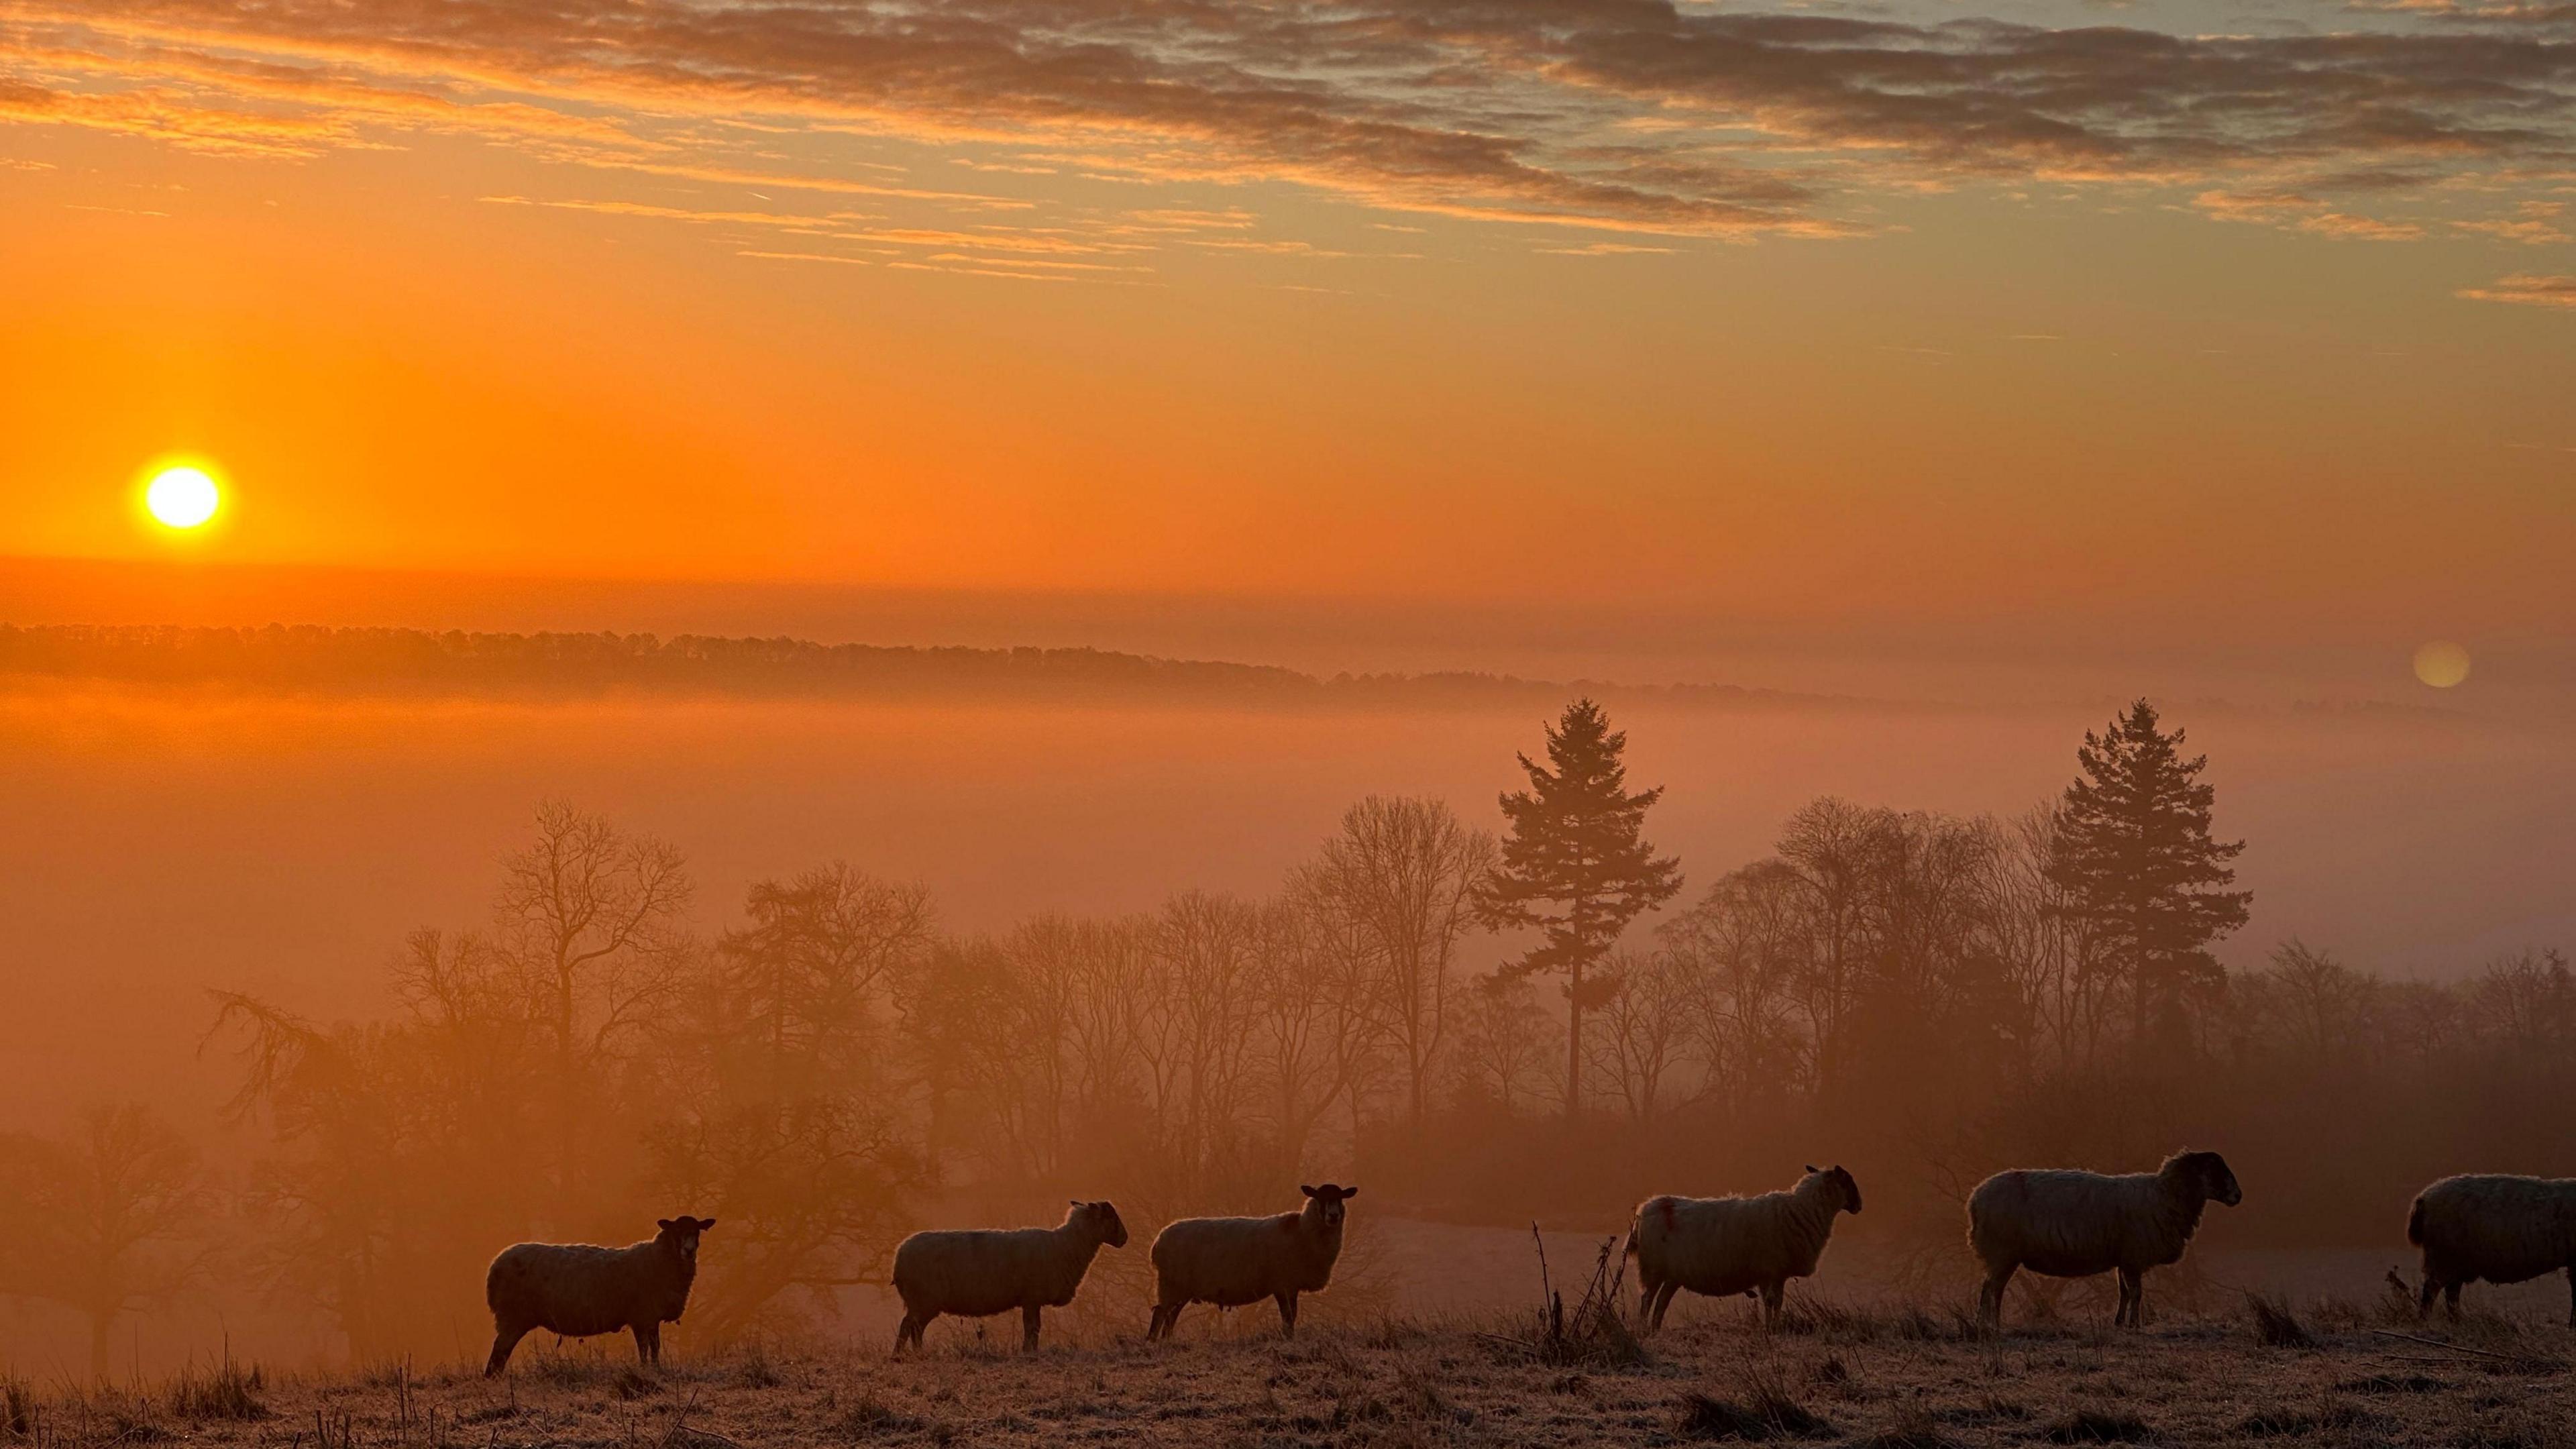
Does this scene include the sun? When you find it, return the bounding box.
[145,465,223,529]
[2413,640,2471,689]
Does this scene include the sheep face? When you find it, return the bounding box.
[1073,1199,1130,1248]
[1299,1183,1358,1230]
[1829,1166,1862,1214]
[1803,1163,1862,1214]
[655,1216,716,1263]
[2169,1151,2242,1208]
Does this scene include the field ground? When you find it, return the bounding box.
[10,1289,2576,1449]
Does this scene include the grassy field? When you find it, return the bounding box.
[8,1288,2573,1449]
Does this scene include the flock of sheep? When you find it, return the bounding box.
[476,1164,2576,1374]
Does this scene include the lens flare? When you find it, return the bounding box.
[145,466,223,529]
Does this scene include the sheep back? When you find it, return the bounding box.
[486,1240,694,1337]
[894,1227,1104,1319]
[1631,1177,1845,1297]
[1151,1212,1339,1308]
[1968,1169,2200,1279]
[2410,1175,2576,1287]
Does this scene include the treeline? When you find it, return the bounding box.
[3,698,2570,1373]
[0,624,1791,709]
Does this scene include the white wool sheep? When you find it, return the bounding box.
[1146,1183,1355,1341]
[1625,1165,1862,1332]
[484,1216,714,1375]
[2408,1174,2576,1324]
[1968,1150,2241,1328]
[890,1199,1130,1352]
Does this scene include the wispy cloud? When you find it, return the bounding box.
[8,0,2576,247]
[2300,213,2426,241]
[1538,241,1678,256]
[2458,273,2576,307]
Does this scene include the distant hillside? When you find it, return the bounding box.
[0,623,1815,710]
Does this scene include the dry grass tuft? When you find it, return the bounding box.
[4,1377,38,1441]
[832,1393,930,1438]
[163,1354,269,1423]
[1676,1388,1832,1441]
[2245,1293,2315,1348]
[1482,1228,1648,1371]
[1859,1406,1960,1449]
[2043,1405,2157,1442]
[1675,1355,1835,1441]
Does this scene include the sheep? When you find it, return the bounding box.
[2407,1174,2576,1325]
[484,1216,714,1375]
[1968,1150,2241,1328]
[1625,1165,1862,1332]
[1145,1183,1356,1341]
[890,1199,1130,1353]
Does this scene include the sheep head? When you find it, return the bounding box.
[1829,1165,1863,1214]
[2164,1150,2243,1208]
[655,1216,717,1263]
[1299,1183,1358,1230]
[1803,1163,1863,1214]
[1070,1199,1130,1248]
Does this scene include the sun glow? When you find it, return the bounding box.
[144,466,223,529]
[2414,640,2471,689]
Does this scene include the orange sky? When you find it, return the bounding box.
[3,0,2572,676]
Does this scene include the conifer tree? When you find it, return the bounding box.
[1477,699,1682,1117]
[2046,698,2251,1054]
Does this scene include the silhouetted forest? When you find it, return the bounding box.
[1,697,2567,1372]
[0,624,1815,709]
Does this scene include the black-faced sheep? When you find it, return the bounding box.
[1145,1183,1355,1341]
[1626,1165,1862,1332]
[890,1199,1129,1353]
[484,1216,714,1375]
[2408,1174,2576,1324]
[1968,1150,2241,1328]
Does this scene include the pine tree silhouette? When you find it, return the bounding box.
[2047,698,2251,1057]
[1476,699,1682,1118]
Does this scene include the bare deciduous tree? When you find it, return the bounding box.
[1302,796,1496,1134]
[0,1104,211,1380]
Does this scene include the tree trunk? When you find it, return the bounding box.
[1565,957,1584,1120]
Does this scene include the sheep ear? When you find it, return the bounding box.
[657,1219,676,1232]
[1805,1165,1819,1175]
[1299,1184,1318,1197]
[1340,1186,1356,1199]
[694,1218,716,1232]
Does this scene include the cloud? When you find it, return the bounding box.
[2453,200,2573,243]
[1538,241,1678,256]
[2300,212,2426,240]
[2458,272,2576,306]
[7,0,2576,244]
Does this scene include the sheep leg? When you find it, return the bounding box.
[633,1321,661,1366]
[2115,1269,2142,1329]
[1649,1281,1680,1333]
[1276,1291,1299,1339]
[484,1322,532,1378]
[1148,1303,1179,1342]
[894,1311,931,1355]
[2417,1275,2440,1320]
[1978,1263,2016,1330]
[1635,1273,1660,1326]
[1758,1282,1785,1333]
[2443,1282,2461,1320]
[1022,1305,1042,1352]
[2566,1267,2575,1329]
